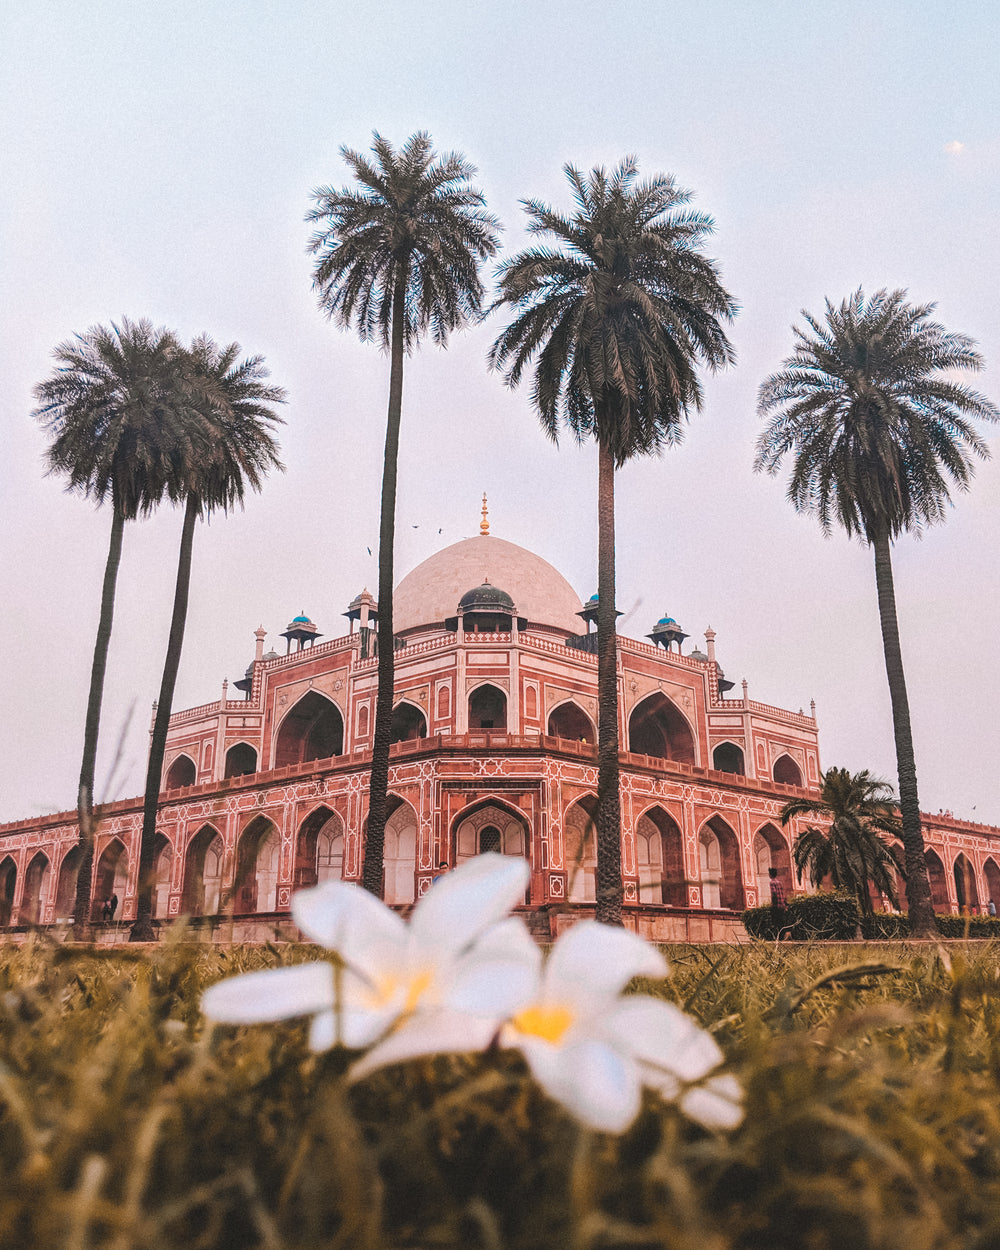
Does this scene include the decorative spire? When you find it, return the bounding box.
[480,492,490,536]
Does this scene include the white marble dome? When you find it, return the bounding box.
[393,536,583,635]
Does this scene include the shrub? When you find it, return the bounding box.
[742,891,861,941]
[861,912,910,939]
[935,913,1000,938]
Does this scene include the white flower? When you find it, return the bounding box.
[501,921,743,1134]
[201,853,535,1056]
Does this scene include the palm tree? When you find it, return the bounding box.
[306,132,501,896]
[130,336,284,940]
[756,289,999,937]
[781,767,903,917]
[489,159,736,925]
[33,319,191,936]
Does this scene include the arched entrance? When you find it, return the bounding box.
[390,702,427,742]
[234,817,281,913]
[924,849,950,912]
[953,853,980,912]
[295,806,344,889]
[55,846,82,920]
[628,694,696,764]
[152,834,172,918]
[183,825,225,916]
[274,692,344,768]
[772,754,803,787]
[564,796,598,902]
[0,857,15,926]
[712,742,745,775]
[164,754,196,790]
[984,858,1000,911]
[547,701,595,744]
[224,743,257,778]
[468,684,507,731]
[21,852,50,925]
[698,817,744,910]
[383,797,418,905]
[93,839,128,921]
[635,807,685,905]
[753,822,793,905]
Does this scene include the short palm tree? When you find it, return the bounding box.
[33,319,191,935]
[307,132,501,896]
[490,159,736,925]
[781,767,903,916]
[756,289,999,936]
[130,336,284,940]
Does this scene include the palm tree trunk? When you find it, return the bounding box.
[595,440,623,925]
[130,494,200,941]
[363,261,408,896]
[73,503,126,938]
[872,532,936,936]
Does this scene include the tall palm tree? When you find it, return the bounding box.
[33,319,191,936]
[781,767,903,917]
[756,289,999,937]
[306,132,501,896]
[490,159,736,925]
[130,336,284,941]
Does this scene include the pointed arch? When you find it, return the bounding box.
[564,795,599,902]
[752,822,793,905]
[984,858,1000,911]
[234,816,281,913]
[453,799,531,883]
[772,753,803,787]
[152,833,172,919]
[224,742,257,778]
[93,838,128,922]
[468,683,507,731]
[923,848,950,912]
[295,805,344,889]
[547,700,596,744]
[182,823,225,916]
[628,693,696,765]
[55,846,82,920]
[383,796,417,905]
[164,753,197,791]
[391,700,427,743]
[712,741,745,776]
[274,691,344,768]
[634,805,685,905]
[21,852,50,925]
[953,852,980,911]
[698,816,744,910]
[0,856,15,926]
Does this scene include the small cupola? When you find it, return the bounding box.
[446,580,525,633]
[280,612,322,653]
[647,614,689,651]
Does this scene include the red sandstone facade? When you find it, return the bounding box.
[0,532,995,939]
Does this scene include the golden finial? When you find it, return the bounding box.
[480,492,490,536]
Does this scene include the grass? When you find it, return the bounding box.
[3,932,1000,1248]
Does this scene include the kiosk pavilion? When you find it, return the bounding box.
[1,514,997,940]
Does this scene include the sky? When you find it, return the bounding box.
[1,0,998,825]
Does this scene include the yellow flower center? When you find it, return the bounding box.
[511,1003,574,1044]
[404,969,434,1012]
[368,967,434,1013]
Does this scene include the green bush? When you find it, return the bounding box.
[935,913,1000,938]
[861,912,910,939]
[742,891,861,941]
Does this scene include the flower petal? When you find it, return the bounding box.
[202,963,334,1024]
[409,853,530,960]
[544,922,667,1010]
[679,1073,744,1130]
[446,955,538,1018]
[292,880,406,976]
[518,1035,642,1134]
[349,1008,499,1081]
[308,1008,337,1052]
[604,997,723,1081]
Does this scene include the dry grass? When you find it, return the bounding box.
[3,932,1000,1249]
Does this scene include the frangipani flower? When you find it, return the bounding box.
[202,852,535,1055]
[501,921,743,1134]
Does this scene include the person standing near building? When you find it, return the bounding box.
[768,867,788,936]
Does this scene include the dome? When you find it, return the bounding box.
[393,536,583,634]
[262,649,279,662]
[689,647,709,662]
[459,581,515,613]
[291,613,312,625]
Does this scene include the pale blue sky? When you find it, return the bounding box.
[1,0,998,823]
